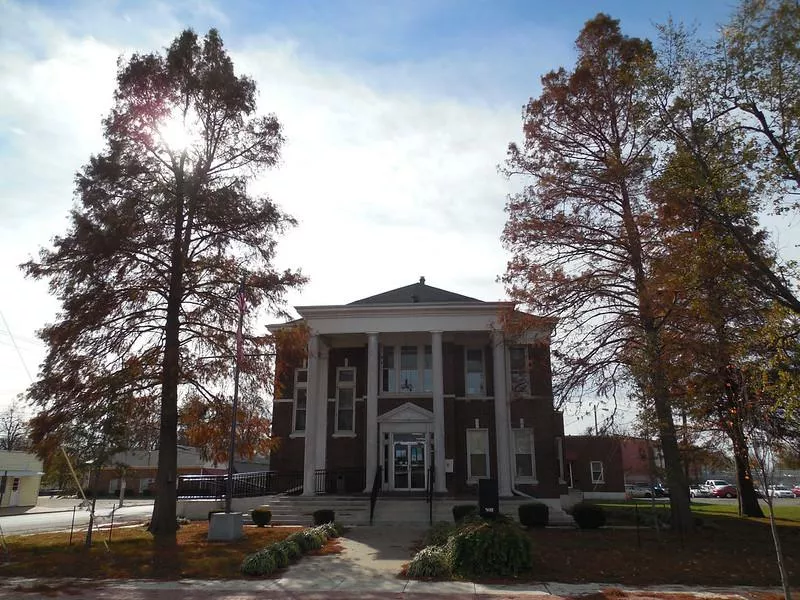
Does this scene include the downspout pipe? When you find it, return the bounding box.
[503,338,533,499]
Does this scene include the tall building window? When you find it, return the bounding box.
[513,428,536,479]
[466,428,490,481]
[399,346,419,391]
[381,345,436,394]
[381,346,395,393]
[465,348,485,396]
[293,368,308,432]
[509,346,530,395]
[590,461,605,484]
[422,345,433,392]
[336,367,356,432]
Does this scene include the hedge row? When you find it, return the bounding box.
[240,522,342,576]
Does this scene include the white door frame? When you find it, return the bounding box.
[377,402,434,492]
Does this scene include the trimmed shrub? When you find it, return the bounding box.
[448,519,532,578]
[407,545,451,578]
[287,530,316,552]
[518,502,549,528]
[452,504,478,523]
[252,506,272,527]
[571,502,606,529]
[279,539,302,561]
[269,544,290,569]
[319,521,342,538]
[241,549,277,576]
[424,521,454,547]
[312,509,335,525]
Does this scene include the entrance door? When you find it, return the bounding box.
[392,436,427,490]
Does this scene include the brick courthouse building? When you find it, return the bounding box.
[267,279,569,501]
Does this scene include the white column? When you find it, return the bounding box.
[431,330,447,492]
[364,332,379,492]
[314,338,329,476]
[302,334,319,496]
[491,330,513,496]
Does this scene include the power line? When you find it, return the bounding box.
[0,310,34,384]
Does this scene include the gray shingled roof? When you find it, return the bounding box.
[348,279,484,305]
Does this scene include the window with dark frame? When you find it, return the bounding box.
[336,367,356,432]
[294,368,308,432]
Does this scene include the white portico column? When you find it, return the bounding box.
[431,330,447,492]
[302,334,320,496]
[491,330,513,497]
[364,332,379,492]
[314,338,329,476]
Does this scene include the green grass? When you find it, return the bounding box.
[595,500,800,523]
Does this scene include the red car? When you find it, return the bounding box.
[792,485,800,498]
[710,485,738,498]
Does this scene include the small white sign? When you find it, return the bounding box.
[445,459,454,473]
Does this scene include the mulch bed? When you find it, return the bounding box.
[522,518,799,586]
[0,522,338,579]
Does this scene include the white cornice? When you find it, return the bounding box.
[294,301,514,319]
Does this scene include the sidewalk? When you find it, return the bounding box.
[0,524,789,599]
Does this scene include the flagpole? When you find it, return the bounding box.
[225,275,246,514]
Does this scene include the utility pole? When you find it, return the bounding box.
[594,405,599,436]
[225,276,246,514]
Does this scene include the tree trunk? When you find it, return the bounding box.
[731,426,764,518]
[618,181,693,534]
[648,339,693,534]
[149,169,186,544]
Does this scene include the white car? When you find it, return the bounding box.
[768,485,795,498]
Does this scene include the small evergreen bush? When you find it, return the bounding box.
[571,502,606,529]
[251,506,272,527]
[424,521,454,547]
[241,549,277,576]
[313,509,335,525]
[448,519,532,578]
[278,539,302,561]
[269,544,290,569]
[518,502,549,528]
[452,504,478,523]
[407,545,451,578]
[319,521,342,538]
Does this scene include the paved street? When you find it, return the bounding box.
[0,497,154,535]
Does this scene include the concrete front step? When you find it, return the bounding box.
[181,494,573,527]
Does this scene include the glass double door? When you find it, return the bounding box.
[392,434,427,490]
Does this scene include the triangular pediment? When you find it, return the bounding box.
[377,402,434,423]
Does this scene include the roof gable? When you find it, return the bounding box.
[348,278,483,305]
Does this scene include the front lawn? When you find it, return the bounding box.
[0,522,312,579]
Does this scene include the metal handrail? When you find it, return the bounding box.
[176,470,303,499]
[369,465,382,525]
[313,467,366,494]
[426,464,434,525]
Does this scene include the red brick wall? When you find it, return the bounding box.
[564,435,625,493]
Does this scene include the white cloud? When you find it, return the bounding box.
[0,1,526,413]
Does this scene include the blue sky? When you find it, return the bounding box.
[0,0,747,432]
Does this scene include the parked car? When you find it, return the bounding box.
[626,483,658,499]
[652,483,670,497]
[768,485,794,498]
[689,484,710,498]
[792,484,800,498]
[710,484,738,498]
[703,479,732,493]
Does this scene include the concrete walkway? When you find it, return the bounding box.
[0,525,790,599]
